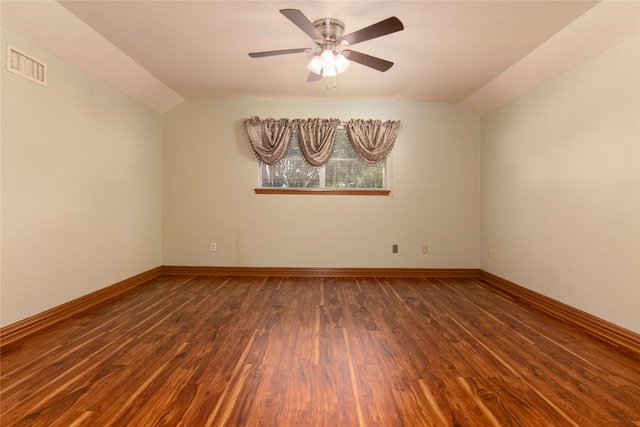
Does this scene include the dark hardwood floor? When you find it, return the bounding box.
[1,275,640,426]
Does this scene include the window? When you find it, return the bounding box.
[259,128,385,190]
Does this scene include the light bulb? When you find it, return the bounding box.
[321,48,334,64]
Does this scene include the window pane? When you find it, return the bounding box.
[332,131,357,158]
[261,158,320,188]
[325,159,384,189]
[285,136,303,157]
[325,130,384,189]
[258,128,385,189]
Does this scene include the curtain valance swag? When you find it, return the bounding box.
[346,119,401,165]
[245,117,400,166]
[296,118,341,166]
[244,116,295,166]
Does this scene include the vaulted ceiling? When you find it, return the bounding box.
[2,1,638,115]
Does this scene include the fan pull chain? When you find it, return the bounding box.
[326,75,338,90]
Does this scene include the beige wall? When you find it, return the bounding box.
[162,101,481,269]
[0,28,163,327]
[481,35,640,332]
[2,24,637,336]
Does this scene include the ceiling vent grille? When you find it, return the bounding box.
[6,44,47,86]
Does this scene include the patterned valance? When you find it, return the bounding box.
[346,119,401,165]
[296,118,341,166]
[244,116,296,166]
[245,117,400,166]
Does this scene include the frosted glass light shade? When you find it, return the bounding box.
[334,53,351,74]
[321,48,334,65]
[322,67,337,77]
[307,55,322,74]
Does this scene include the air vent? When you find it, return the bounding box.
[6,44,47,86]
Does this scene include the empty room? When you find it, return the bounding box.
[1,1,639,425]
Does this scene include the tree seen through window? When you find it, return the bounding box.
[260,129,385,189]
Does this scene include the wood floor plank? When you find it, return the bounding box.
[410,281,589,425]
[357,363,401,426]
[279,359,313,424]
[432,281,640,425]
[2,275,640,426]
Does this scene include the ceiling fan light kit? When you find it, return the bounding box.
[249,9,404,83]
[308,19,349,78]
[309,49,350,77]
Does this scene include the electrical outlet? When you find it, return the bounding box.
[210,242,217,252]
[392,244,398,254]
[487,247,492,258]
[422,245,428,254]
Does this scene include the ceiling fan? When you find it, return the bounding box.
[248,9,404,82]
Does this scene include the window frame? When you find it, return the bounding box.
[255,127,391,196]
[254,188,391,196]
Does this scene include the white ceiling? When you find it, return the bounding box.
[2,1,639,115]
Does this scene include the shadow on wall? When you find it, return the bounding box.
[235,118,257,162]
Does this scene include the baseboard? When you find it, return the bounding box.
[478,270,640,359]
[161,265,481,278]
[0,266,163,353]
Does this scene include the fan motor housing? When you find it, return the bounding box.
[312,18,345,41]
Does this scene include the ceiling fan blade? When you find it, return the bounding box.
[280,9,323,40]
[340,17,404,46]
[249,48,308,58]
[307,72,322,82]
[343,50,394,72]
